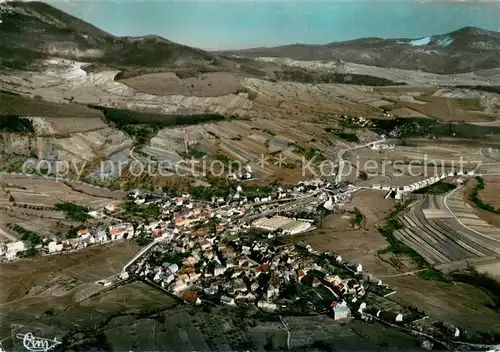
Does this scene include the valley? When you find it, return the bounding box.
[1,1,500,351]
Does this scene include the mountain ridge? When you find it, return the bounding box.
[222,26,500,74]
[1,1,500,76]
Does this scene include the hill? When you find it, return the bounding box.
[0,1,229,75]
[223,27,500,74]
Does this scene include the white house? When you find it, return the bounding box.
[105,204,117,212]
[332,300,351,320]
[221,296,236,306]
[5,241,25,259]
[257,300,278,311]
[356,263,363,273]
[108,223,134,240]
[48,241,63,253]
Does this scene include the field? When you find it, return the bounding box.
[384,275,500,335]
[120,72,244,97]
[388,94,492,122]
[0,92,103,118]
[0,240,140,305]
[0,176,126,242]
[0,279,426,351]
[1,175,126,208]
[295,190,405,277]
[471,175,500,209]
[392,192,500,270]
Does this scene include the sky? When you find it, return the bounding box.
[48,1,500,50]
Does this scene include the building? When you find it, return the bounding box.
[88,210,104,219]
[77,229,91,240]
[4,241,25,259]
[331,300,351,320]
[280,220,312,235]
[94,230,108,242]
[257,300,278,311]
[252,215,313,235]
[108,223,134,240]
[221,296,236,306]
[48,241,63,253]
[182,291,201,305]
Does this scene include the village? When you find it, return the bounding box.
[0,177,352,260]
[0,138,498,350]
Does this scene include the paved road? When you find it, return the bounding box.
[335,138,388,183]
[443,186,500,245]
[122,233,173,274]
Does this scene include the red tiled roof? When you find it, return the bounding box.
[182,291,198,304]
[256,264,270,272]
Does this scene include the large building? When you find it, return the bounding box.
[252,215,313,235]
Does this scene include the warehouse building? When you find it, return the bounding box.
[252,215,314,235]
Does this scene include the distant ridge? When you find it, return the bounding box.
[222,26,500,74]
[1,1,499,75]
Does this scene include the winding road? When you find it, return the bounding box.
[335,138,388,183]
[443,185,500,245]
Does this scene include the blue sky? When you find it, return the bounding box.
[49,1,500,50]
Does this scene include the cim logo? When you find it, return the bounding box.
[15,333,62,352]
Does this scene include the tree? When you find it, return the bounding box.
[359,171,368,181]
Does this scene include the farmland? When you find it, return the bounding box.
[0,280,426,351]
[0,175,126,242]
[391,190,500,275]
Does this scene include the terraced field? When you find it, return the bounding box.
[393,193,500,267]
[142,118,350,178]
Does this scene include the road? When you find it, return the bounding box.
[122,233,173,274]
[335,138,388,183]
[279,316,291,351]
[443,185,500,245]
[377,269,427,278]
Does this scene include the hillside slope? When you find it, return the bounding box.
[0,1,226,73]
[224,27,500,74]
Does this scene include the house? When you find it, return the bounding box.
[233,279,248,293]
[108,223,133,240]
[88,210,104,219]
[204,285,219,296]
[255,263,270,273]
[104,204,117,212]
[175,217,184,227]
[331,300,351,320]
[214,264,227,277]
[5,241,25,259]
[297,269,307,282]
[94,230,108,243]
[48,241,63,253]
[257,300,278,311]
[326,275,342,286]
[77,228,91,239]
[250,282,260,292]
[221,296,236,306]
[312,277,322,287]
[167,263,179,274]
[182,291,201,305]
[171,279,187,293]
